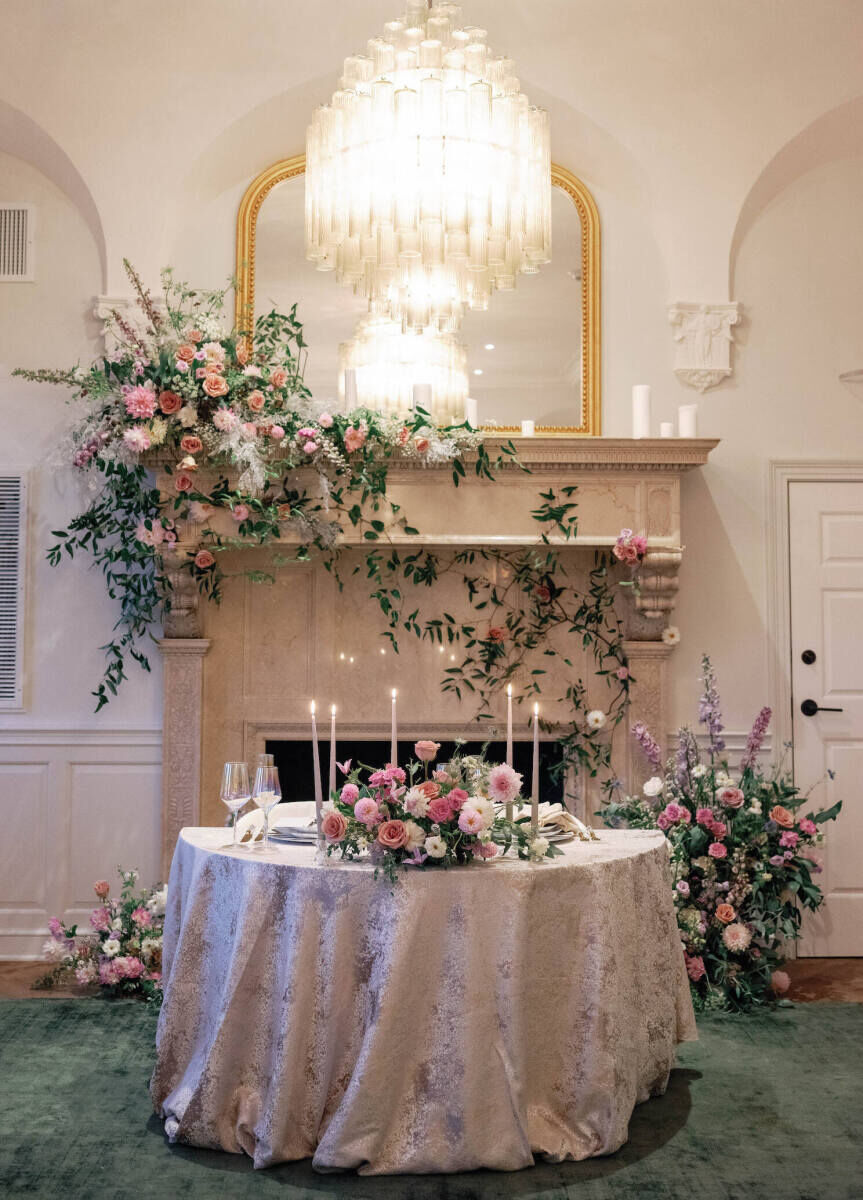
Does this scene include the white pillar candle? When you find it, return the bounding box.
[311,702,323,849]
[659,421,674,438]
[390,688,398,766]
[412,383,432,414]
[465,396,478,427]
[505,684,514,822]
[632,385,651,438]
[521,419,535,437]
[531,703,540,835]
[678,403,698,438]
[328,705,337,798]
[343,368,358,411]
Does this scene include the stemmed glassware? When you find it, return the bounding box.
[220,762,251,849]
[253,764,281,851]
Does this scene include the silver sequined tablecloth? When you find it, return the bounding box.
[151,827,696,1174]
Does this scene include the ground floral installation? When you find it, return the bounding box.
[37,869,167,1000]
[17,261,644,782]
[599,655,841,1012]
[323,740,561,883]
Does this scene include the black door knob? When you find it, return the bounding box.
[801,649,816,665]
[800,698,844,717]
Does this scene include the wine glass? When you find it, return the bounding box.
[221,762,251,849]
[253,764,281,850]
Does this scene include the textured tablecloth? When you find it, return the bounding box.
[151,827,696,1174]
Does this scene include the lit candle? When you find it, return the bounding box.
[505,684,514,821]
[678,403,698,438]
[311,701,323,848]
[632,385,651,438]
[390,688,398,766]
[531,702,540,835]
[328,704,337,798]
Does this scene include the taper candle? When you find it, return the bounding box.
[632,385,651,438]
[328,705,337,798]
[390,688,398,765]
[311,701,323,848]
[343,368,358,411]
[505,684,514,821]
[531,702,540,835]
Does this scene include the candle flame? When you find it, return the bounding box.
[507,684,512,697]
[391,688,397,699]
[330,704,336,716]
[310,700,316,715]
[534,702,539,716]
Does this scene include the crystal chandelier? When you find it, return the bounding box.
[339,317,468,423]
[305,1,551,335]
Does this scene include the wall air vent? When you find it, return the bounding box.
[0,474,27,708]
[0,206,35,281]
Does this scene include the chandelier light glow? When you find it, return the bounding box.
[305,1,552,335]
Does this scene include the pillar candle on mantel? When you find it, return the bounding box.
[390,689,398,766]
[412,382,432,414]
[678,403,698,438]
[310,702,323,849]
[505,684,514,821]
[328,705,337,798]
[660,421,674,438]
[531,702,540,834]
[632,385,651,438]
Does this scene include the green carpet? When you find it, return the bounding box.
[0,999,861,1199]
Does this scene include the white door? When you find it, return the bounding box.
[789,480,863,955]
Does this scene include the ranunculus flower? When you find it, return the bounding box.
[354,797,381,827]
[180,435,203,454]
[488,763,522,806]
[487,626,506,643]
[708,841,727,858]
[427,795,454,824]
[158,390,182,414]
[203,374,229,398]
[340,783,359,805]
[322,811,348,843]
[194,549,215,570]
[414,740,441,762]
[174,472,194,493]
[344,424,367,453]
[769,804,795,828]
[270,368,289,389]
[377,819,408,850]
[717,786,745,809]
[799,818,817,836]
[715,903,735,924]
[247,390,265,412]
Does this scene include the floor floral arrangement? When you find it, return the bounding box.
[599,655,841,1012]
[37,869,166,1000]
[324,741,561,882]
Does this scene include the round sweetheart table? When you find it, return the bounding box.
[151,826,696,1175]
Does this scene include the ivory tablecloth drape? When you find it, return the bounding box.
[151,827,696,1175]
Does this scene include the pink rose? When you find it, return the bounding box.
[270,368,288,389]
[203,374,229,398]
[93,880,110,899]
[176,343,196,362]
[231,504,250,522]
[799,818,817,836]
[716,903,736,924]
[247,390,265,412]
[414,436,430,453]
[427,795,454,824]
[432,769,452,783]
[174,472,194,493]
[685,954,706,982]
[414,740,441,762]
[696,807,715,826]
[180,435,203,454]
[340,783,359,805]
[377,819,408,850]
[354,797,381,827]
[194,549,215,570]
[344,424,367,453]
[186,329,203,343]
[322,811,348,843]
[708,841,727,859]
[717,786,745,809]
[269,425,285,441]
[157,390,180,415]
[447,787,469,811]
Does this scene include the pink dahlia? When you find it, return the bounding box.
[488,763,522,807]
[722,923,752,953]
[124,384,157,419]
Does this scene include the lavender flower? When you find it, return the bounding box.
[697,654,725,758]
[631,721,662,770]
[740,706,772,772]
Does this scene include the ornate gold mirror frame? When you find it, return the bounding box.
[236,156,601,435]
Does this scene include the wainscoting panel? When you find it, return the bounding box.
[0,730,161,959]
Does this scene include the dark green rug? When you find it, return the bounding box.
[0,999,861,1199]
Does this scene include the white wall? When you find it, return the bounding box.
[1,0,862,952]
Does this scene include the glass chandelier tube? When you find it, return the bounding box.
[306,1,551,335]
[339,317,469,423]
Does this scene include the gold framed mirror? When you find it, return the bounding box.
[236,157,600,435]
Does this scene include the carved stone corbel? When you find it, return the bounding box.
[634,547,683,621]
[668,301,741,392]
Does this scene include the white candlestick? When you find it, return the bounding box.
[311,702,323,849]
[678,403,698,438]
[505,684,514,822]
[659,421,674,438]
[632,385,651,438]
[531,703,540,835]
[412,382,432,414]
[343,368,358,411]
[521,419,535,437]
[390,688,398,766]
[465,396,478,427]
[328,705,337,798]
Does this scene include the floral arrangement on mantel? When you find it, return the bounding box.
[37,869,166,1000]
[599,655,841,1012]
[323,741,562,883]
[16,262,641,786]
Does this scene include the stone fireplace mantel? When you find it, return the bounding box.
[156,437,718,870]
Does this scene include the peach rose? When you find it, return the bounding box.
[414,740,441,762]
[344,424,367,453]
[487,626,506,643]
[180,435,203,454]
[770,805,795,829]
[174,472,194,493]
[235,341,249,366]
[416,780,441,801]
[93,880,110,899]
[396,427,410,446]
[194,549,215,569]
[717,786,745,809]
[176,344,196,362]
[414,436,430,453]
[270,368,289,389]
[186,329,203,343]
[716,903,736,924]
[203,374,229,398]
[158,390,182,414]
[247,390,265,412]
[322,811,348,843]
[377,819,408,850]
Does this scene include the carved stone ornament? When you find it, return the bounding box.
[668,301,741,392]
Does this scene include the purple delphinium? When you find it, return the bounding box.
[740,706,772,772]
[675,726,699,788]
[697,654,726,759]
[631,721,662,771]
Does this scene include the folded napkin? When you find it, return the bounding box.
[515,801,598,841]
[270,801,318,836]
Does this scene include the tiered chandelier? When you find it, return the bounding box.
[305,1,552,336]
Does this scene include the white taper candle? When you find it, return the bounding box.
[390,688,398,766]
[328,705,337,799]
[505,684,514,822]
[311,701,323,849]
[531,702,540,835]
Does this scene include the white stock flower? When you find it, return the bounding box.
[102,938,121,958]
[403,820,425,852]
[528,835,550,862]
[424,835,447,859]
[661,626,681,646]
[586,709,607,732]
[642,776,664,797]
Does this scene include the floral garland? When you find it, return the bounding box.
[37,869,166,1000]
[324,741,560,882]
[599,655,842,1011]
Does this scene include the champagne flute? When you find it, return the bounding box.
[253,764,281,850]
[221,762,251,849]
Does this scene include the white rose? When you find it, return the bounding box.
[529,835,549,861]
[403,819,425,852]
[642,776,664,797]
[178,405,198,428]
[586,709,607,731]
[102,938,121,958]
[424,835,447,859]
[692,764,708,779]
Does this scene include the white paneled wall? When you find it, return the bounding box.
[0,729,161,958]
